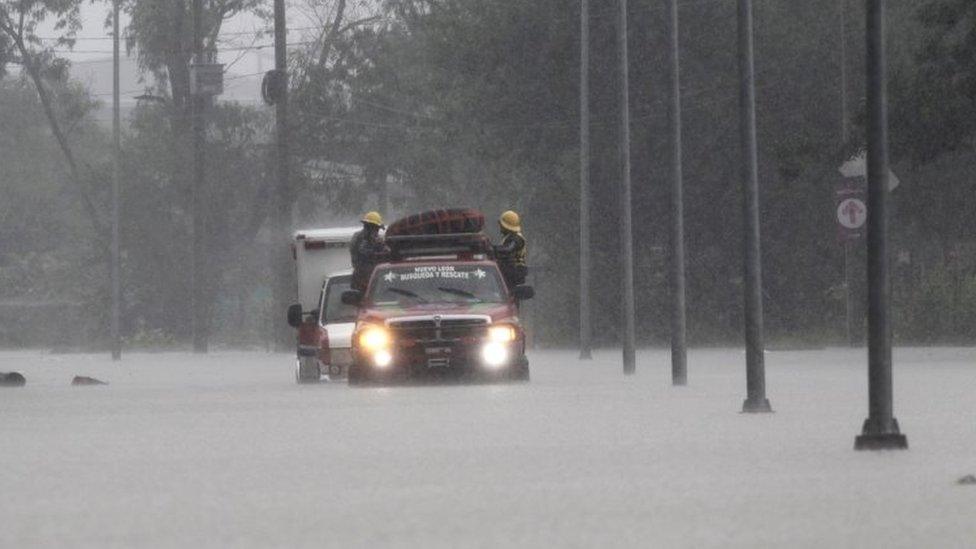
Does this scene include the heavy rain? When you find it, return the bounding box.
[2,0,975,547]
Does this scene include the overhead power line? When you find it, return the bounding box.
[35,0,739,45]
[91,70,266,97]
[47,41,317,55]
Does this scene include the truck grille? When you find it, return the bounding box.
[388,317,489,342]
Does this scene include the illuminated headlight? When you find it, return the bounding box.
[373,350,393,368]
[487,325,516,343]
[359,326,391,351]
[482,342,509,367]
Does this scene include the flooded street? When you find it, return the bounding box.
[2,348,974,548]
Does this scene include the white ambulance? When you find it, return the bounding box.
[287,227,360,383]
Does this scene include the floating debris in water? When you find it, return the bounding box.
[0,372,26,387]
[71,376,108,386]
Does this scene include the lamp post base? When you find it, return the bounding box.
[741,397,773,413]
[855,433,908,450]
[855,417,908,450]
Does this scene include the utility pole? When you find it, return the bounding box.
[191,0,208,353]
[854,0,907,451]
[271,0,293,351]
[737,0,771,413]
[840,0,856,348]
[110,0,121,361]
[618,0,636,375]
[839,0,850,145]
[667,0,687,386]
[579,0,593,360]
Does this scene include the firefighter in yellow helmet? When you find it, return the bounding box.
[493,210,528,288]
[350,211,388,291]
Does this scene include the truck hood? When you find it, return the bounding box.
[358,302,518,324]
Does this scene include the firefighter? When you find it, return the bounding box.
[493,210,527,288]
[350,211,388,292]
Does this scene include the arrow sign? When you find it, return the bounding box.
[837,197,866,229]
[838,151,900,190]
[835,183,866,242]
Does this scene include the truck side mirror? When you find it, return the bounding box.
[341,290,363,306]
[513,285,534,301]
[286,304,303,328]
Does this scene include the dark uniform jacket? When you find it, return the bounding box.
[350,229,387,291]
[494,231,527,287]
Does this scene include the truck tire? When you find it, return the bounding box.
[509,357,530,382]
[295,357,320,384]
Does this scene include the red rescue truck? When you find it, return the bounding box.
[341,231,533,384]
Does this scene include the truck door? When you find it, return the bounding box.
[318,274,358,374]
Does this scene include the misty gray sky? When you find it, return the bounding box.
[35,0,315,103]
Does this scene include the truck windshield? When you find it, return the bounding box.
[322,275,358,323]
[368,265,506,306]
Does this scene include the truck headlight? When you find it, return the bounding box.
[487,324,516,343]
[482,342,508,367]
[359,326,391,351]
[373,349,393,368]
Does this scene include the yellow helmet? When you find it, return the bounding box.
[499,210,521,233]
[361,211,384,227]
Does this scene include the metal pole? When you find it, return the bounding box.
[667,0,687,386]
[840,0,856,348]
[845,241,855,346]
[618,0,636,375]
[271,0,293,351]
[191,0,208,353]
[110,0,121,361]
[855,0,907,451]
[737,0,771,412]
[839,0,849,144]
[579,0,593,360]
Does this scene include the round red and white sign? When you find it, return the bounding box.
[836,198,866,229]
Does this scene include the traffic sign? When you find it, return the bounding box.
[838,151,900,190]
[835,184,866,242]
[837,197,866,229]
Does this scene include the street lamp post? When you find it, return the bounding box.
[854,0,907,451]
[667,0,687,386]
[737,0,772,413]
[618,0,637,375]
[190,0,209,353]
[110,0,121,361]
[579,0,593,361]
[270,0,293,352]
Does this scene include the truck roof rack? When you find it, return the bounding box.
[386,233,492,259]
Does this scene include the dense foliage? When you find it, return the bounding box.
[289,0,976,346]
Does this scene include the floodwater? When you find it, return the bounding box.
[1,347,974,548]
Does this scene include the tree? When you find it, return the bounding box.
[0,73,112,347]
[118,101,272,342]
[0,0,106,242]
[286,0,890,345]
[887,0,976,248]
[122,0,270,347]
